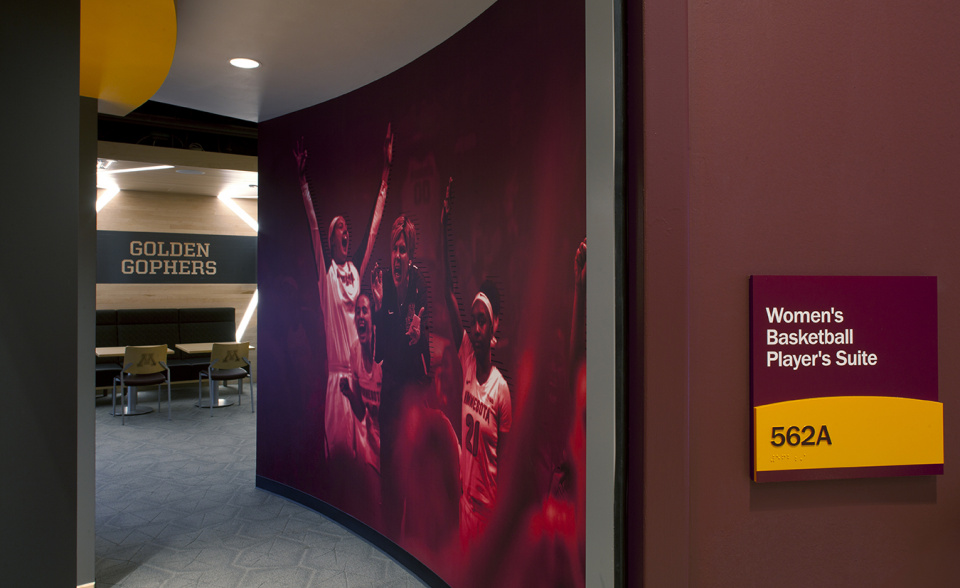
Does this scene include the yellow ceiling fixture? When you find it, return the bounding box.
[80,0,177,116]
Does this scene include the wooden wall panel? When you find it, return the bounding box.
[98,188,259,378]
[97,190,257,236]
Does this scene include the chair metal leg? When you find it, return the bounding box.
[166,380,172,420]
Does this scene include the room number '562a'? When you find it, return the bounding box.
[771,425,832,447]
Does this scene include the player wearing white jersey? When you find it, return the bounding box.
[339,292,385,527]
[440,180,512,546]
[294,126,392,462]
[348,293,382,473]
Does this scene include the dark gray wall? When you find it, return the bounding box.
[79,95,98,586]
[0,2,81,585]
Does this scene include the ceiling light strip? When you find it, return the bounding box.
[102,165,174,175]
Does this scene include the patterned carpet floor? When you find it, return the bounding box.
[95,383,426,588]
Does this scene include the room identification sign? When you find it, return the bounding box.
[750,275,942,482]
[97,230,257,284]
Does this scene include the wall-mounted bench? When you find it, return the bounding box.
[96,307,237,388]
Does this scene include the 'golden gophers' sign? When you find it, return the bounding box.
[97,230,256,284]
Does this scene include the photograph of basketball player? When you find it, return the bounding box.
[440,180,512,548]
[371,211,431,540]
[349,293,382,469]
[293,124,393,467]
[342,291,384,527]
[459,237,586,588]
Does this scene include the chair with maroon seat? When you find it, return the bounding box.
[198,342,252,416]
[112,345,171,425]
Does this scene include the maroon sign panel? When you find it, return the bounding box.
[750,275,942,482]
[257,0,586,585]
[751,275,938,404]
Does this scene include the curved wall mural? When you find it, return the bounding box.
[257,0,585,584]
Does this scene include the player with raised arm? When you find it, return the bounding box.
[440,179,512,548]
[294,124,393,462]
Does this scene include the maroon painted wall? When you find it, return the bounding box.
[639,1,960,586]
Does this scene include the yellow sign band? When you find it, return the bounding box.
[754,396,943,473]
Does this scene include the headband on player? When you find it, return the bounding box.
[473,291,499,348]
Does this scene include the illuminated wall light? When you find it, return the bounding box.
[95,184,120,212]
[218,188,259,341]
[236,289,258,342]
[218,191,259,233]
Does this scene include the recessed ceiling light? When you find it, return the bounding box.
[230,58,261,69]
[175,169,206,175]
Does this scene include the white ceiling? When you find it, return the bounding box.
[102,1,496,199]
[150,0,497,123]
